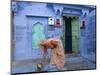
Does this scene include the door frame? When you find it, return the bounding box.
[62,14,80,54]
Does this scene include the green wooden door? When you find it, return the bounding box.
[72,17,79,53]
[32,22,45,48]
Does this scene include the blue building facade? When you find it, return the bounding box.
[11,1,96,64]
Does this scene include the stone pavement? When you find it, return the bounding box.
[11,55,96,74]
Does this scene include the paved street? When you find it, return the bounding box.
[11,54,96,74]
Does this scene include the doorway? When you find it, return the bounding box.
[63,16,72,53]
[62,16,80,54]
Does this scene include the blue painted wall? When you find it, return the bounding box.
[80,9,96,62]
[12,1,96,62]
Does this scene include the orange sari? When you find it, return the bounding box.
[40,38,65,70]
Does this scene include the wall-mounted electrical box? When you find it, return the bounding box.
[80,20,86,29]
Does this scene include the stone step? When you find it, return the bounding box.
[12,56,96,74]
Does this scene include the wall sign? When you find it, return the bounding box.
[56,19,61,27]
[48,17,55,25]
